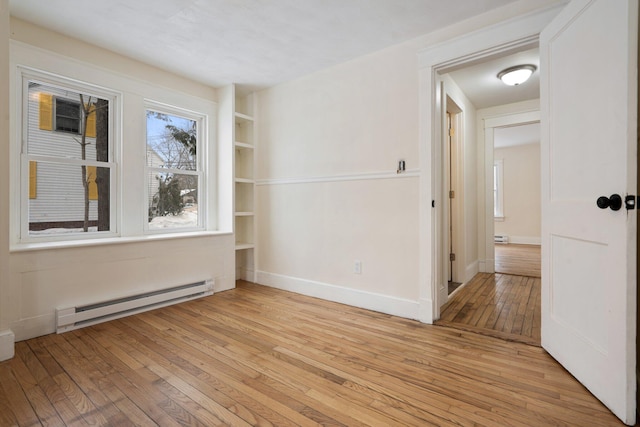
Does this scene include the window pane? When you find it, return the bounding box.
[147,172,198,230]
[29,162,110,234]
[146,111,197,171]
[55,98,80,133]
[27,81,110,161]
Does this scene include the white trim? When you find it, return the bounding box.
[0,330,15,361]
[494,159,504,218]
[11,230,232,253]
[508,236,541,245]
[256,271,420,320]
[465,260,479,283]
[256,169,420,186]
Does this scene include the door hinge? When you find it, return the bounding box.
[450,253,456,262]
[449,190,455,199]
[449,128,455,137]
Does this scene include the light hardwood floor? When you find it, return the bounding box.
[438,273,541,346]
[0,281,625,426]
[495,243,541,277]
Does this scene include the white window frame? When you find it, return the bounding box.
[17,67,120,243]
[494,158,504,221]
[144,100,207,234]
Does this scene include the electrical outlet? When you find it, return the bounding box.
[354,260,362,274]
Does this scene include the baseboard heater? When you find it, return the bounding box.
[56,279,214,334]
[494,235,509,244]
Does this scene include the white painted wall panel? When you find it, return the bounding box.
[494,142,541,242]
[6,20,233,343]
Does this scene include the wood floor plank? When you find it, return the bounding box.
[495,243,541,277]
[0,280,627,426]
[439,271,541,346]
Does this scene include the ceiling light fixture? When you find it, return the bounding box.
[497,64,537,86]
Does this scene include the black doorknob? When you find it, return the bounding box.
[597,194,622,211]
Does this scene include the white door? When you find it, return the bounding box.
[540,0,637,424]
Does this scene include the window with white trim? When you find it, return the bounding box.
[494,159,504,220]
[21,71,117,240]
[145,103,205,232]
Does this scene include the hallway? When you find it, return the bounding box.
[437,272,541,346]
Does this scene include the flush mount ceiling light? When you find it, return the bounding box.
[497,64,537,86]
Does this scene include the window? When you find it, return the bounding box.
[145,104,204,232]
[54,97,81,133]
[494,159,504,220]
[15,63,215,247]
[22,72,116,240]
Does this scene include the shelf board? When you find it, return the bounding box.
[235,242,255,250]
[235,211,254,217]
[234,141,254,149]
[234,112,254,122]
[235,177,255,184]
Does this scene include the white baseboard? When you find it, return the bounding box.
[508,236,541,245]
[256,271,420,320]
[0,329,15,361]
[478,259,496,273]
[419,298,434,324]
[11,314,55,341]
[465,261,479,282]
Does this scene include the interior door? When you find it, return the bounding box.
[540,0,637,424]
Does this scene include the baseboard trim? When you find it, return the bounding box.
[256,271,420,320]
[508,236,541,245]
[0,329,15,361]
[478,259,496,273]
[465,260,479,282]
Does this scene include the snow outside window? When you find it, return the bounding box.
[21,71,117,241]
[145,103,205,233]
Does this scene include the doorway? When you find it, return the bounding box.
[492,121,541,278]
[432,41,542,344]
[438,114,543,346]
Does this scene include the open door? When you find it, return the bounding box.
[540,0,637,424]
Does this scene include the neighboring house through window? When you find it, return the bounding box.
[22,71,114,239]
[15,65,214,247]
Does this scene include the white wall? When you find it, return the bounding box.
[2,19,235,344]
[256,41,422,315]
[255,2,559,318]
[495,142,541,244]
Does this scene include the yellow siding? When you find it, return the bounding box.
[29,161,37,199]
[85,104,96,138]
[87,165,98,200]
[39,93,53,130]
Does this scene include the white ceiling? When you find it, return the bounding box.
[448,47,540,110]
[494,123,540,149]
[9,0,518,91]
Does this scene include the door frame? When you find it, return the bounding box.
[481,109,541,275]
[417,4,564,323]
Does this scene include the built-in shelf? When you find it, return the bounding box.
[235,177,254,184]
[230,86,257,282]
[235,242,255,250]
[234,141,254,149]
[234,112,254,122]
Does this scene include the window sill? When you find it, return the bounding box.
[494,216,505,222]
[10,230,233,253]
